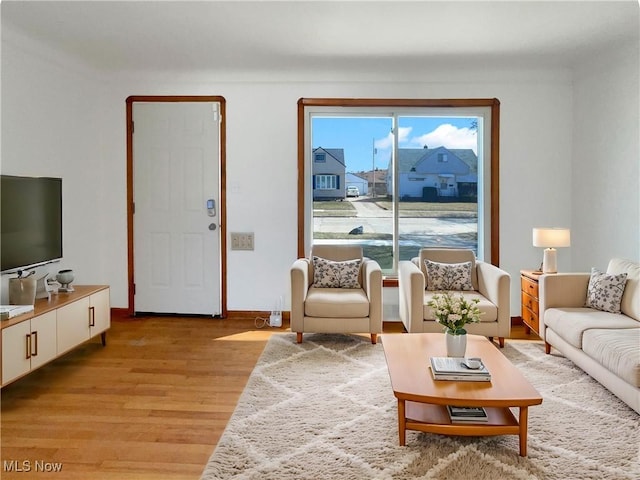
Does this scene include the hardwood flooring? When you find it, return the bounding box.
[0,316,537,479]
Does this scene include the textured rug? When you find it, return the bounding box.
[201,333,639,480]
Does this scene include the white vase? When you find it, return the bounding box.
[446,331,467,357]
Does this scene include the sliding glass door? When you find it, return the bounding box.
[300,99,498,275]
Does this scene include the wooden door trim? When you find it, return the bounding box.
[126,95,227,317]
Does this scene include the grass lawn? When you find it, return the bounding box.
[313,201,356,217]
[376,200,477,218]
[314,200,477,218]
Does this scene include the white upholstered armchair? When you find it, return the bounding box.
[398,248,511,347]
[290,245,383,344]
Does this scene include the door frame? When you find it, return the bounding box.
[125,95,227,317]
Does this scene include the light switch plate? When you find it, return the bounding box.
[230,232,254,250]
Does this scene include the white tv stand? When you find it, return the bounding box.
[1,285,110,387]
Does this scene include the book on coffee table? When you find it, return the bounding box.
[447,405,489,423]
[429,356,491,381]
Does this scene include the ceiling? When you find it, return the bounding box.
[2,1,638,74]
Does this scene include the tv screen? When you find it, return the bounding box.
[1,175,63,273]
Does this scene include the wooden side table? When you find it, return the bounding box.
[520,270,541,336]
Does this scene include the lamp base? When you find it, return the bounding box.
[542,248,557,273]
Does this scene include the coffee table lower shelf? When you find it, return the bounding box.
[401,401,530,455]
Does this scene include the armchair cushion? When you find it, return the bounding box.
[312,256,361,289]
[305,287,370,318]
[424,259,474,291]
[423,291,497,322]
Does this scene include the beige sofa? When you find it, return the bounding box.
[290,245,382,344]
[398,248,511,346]
[539,258,640,413]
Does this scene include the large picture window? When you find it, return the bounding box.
[297,98,500,278]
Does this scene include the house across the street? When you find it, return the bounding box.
[312,147,346,200]
[388,146,478,201]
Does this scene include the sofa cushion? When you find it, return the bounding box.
[544,307,639,349]
[585,268,627,313]
[423,291,496,322]
[305,286,370,318]
[582,328,640,388]
[312,256,361,289]
[424,259,474,291]
[607,258,640,321]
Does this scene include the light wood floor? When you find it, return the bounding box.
[0,316,537,479]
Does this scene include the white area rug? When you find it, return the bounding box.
[201,333,639,480]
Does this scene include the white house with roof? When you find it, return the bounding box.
[312,147,346,200]
[345,173,368,196]
[388,147,478,200]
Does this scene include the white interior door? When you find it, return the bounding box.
[133,102,220,315]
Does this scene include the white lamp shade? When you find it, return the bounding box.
[532,228,571,248]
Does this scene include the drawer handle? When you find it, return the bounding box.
[25,333,31,360]
[89,306,95,327]
[32,330,38,357]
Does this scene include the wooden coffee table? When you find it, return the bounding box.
[381,333,542,456]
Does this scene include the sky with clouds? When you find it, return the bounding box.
[313,116,478,173]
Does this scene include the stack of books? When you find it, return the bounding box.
[429,356,491,382]
[447,405,489,423]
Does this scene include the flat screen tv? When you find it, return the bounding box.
[1,175,63,273]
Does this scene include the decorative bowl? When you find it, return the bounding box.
[56,269,74,288]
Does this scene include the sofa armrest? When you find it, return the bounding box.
[290,258,311,332]
[476,261,511,338]
[363,258,383,332]
[538,273,590,340]
[398,260,425,333]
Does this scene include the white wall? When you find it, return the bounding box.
[4,26,636,318]
[571,41,640,271]
[101,75,573,315]
[1,27,113,301]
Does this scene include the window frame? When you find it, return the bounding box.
[314,174,338,190]
[297,98,501,274]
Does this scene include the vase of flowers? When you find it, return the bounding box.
[427,291,483,357]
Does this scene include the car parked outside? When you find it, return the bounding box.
[346,186,360,197]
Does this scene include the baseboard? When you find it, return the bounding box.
[113,309,521,329]
[226,310,291,321]
[111,307,130,319]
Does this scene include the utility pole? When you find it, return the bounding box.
[372,139,376,198]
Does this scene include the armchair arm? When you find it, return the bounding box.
[363,258,383,333]
[538,273,590,340]
[476,261,511,337]
[398,260,425,333]
[290,258,311,332]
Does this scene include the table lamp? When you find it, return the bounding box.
[532,227,571,273]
